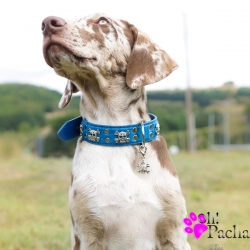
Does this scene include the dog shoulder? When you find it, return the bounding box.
[149,136,178,177]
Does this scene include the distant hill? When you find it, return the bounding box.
[1,83,249,155]
[0,83,249,132]
[0,83,79,131]
[147,86,250,107]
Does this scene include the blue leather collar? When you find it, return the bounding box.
[57,113,160,146]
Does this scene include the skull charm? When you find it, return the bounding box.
[114,130,130,143]
[88,128,100,142]
[137,159,150,174]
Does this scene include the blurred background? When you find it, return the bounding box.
[0,0,250,249]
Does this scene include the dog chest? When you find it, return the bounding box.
[69,142,163,238]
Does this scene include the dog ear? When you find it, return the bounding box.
[126,24,178,89]
[58,80,79,109]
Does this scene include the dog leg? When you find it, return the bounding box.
[156,220,191,250]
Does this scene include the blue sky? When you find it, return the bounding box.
[1,0,250,92]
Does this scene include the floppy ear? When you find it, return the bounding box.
[58,80,79,109]
[126,25,178,89]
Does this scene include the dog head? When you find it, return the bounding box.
[42,13,178,108]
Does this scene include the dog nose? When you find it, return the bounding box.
[41,16,66,35]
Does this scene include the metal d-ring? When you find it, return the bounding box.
[139,121,147,156]
[141,121,145,146]
[139,144,147,157]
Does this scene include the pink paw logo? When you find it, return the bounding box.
[183,212,208,239]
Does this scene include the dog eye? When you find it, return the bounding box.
[98,19,108,25]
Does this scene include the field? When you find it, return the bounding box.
[1,151,250,250]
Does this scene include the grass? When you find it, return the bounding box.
[0,151,250,250]
[0,157,71,250]
[173,151,250,250]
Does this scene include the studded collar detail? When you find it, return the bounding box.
[57,113,160,146]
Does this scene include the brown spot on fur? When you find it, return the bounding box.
[124,24,178,88]
[154,187,186,249]
[74,234,81,250]
[138,107,144,119]
[158,218,179,232]
[92,25,105,46]
[77,27,93,43]
[120,20,135,49]
[141,90,146,101]
[126,48,156,87]
[70,210,75,227]
[150,136,177,176]
[111,24,118,40]
[156,218,179,250]
[99,23,110,35]
[74,189,77,198]
[127,94,141,108]
[162,51,178,73]
[85,215,105,239]
[71,184,106,249]
[82,81,98,110]
[77,21,106,48]
[76,215,105,249]
[86,18,95,26]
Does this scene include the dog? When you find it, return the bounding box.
[42,13,190,250]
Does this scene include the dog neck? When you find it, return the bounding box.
[76,76,150,125]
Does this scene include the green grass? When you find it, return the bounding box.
[0,151,250,249]
[173,151,250,250]
[0,157,71,250]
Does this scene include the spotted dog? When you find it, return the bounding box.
[42,13,190,250]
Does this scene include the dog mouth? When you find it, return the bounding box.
[44,42,97,68]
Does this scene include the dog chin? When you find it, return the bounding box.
[48,45,97,72]
[47,44,69,65]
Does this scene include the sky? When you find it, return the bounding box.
[0,0,250,93]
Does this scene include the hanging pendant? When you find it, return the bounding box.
[137,122,150,174]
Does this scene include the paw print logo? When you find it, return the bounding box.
[183,212,208,239]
